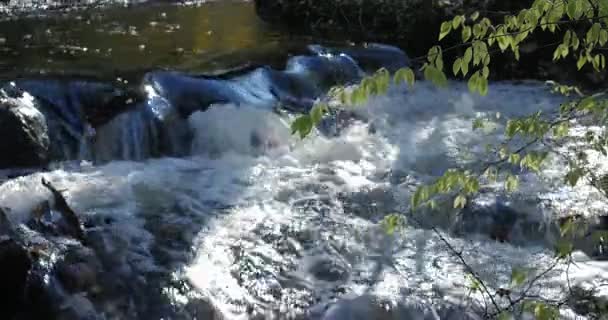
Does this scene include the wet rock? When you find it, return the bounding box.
[322,295,482,320]
[308,258,349,282]
[339,187,395,220]
[56,247,101,293]
[0,237,32,319]
[0,93,49,169]
[183,298,224,320]
[454,196,549,244]
[308,43,410,73]
[55,294,99,320]
[567,286,608,319]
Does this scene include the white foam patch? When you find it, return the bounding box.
[1,80,607,319]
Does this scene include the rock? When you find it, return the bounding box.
[56,261,97,293]
[55,294,100,320]
[0,237,32,319]
[567,286,608,318]
[322,295,482,320]
[0,207,13,238]
[183,298,224,320]
[308,258,349,282]
[0,93,49,168]
[455,196,548,244]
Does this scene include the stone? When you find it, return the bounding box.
[0,93,49,168]
[0,238,32,319]
[308,258,349,282]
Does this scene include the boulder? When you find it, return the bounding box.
[0,93,50,168]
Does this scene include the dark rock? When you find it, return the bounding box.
[455,196,548,244]
[184,298,224,320]
[56,248,100,293]
[322,295,482,320]
[308,43,410,73]
[308,258,349,282]
[0,94,49,169]
[339,187,395,220]
[0,238,32,319]
[567,286,608,319]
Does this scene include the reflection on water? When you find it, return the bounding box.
[0,1,314,79]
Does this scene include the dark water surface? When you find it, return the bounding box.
[0,1,325,79]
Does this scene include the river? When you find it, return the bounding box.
[0,1,607,320]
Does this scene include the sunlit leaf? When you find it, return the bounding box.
[505,174,519,192]
[453,194,467,209]
[439,21,452,40]
[511,268,527,286]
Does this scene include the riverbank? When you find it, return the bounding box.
[253,0,608,88]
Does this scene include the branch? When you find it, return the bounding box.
[406,212,502,313]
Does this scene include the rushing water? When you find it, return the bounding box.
[1,1,608,320]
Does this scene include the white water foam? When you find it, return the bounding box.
[0,81,607,319]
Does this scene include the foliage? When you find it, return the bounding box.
[291,0,608,318]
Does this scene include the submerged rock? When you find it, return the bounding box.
[454,195,552,245]
[321,295,481,320]
[0,93,50,169]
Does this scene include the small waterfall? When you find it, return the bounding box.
[1,44,403,167]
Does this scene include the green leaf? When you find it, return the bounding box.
[351,87,367,105]
[470,11,480,21]
[600,30,608,46]
[508,153,521,165]
[505,175,519,192]
[497,312,512,320]
[577,54,587,70]
[462,26,472,42]
[534,303,559,320]
[467,72,479,93]
[452,15,464,29]
[478,76,488,96]
[587,23,601,45]
[382,214,405,235]
[579,97,596,110]
[567,0,578,19]
[411,186,430,208]
[482,66,489,78]
[511,268,527,286]
[472,118,484,130]
[453,194,467,209]
[565,168,584,187]
[394,68,416,88]
[555,239,574,259]
[452,58,462,76]
[553,122,569,138]
[424,65,448,87]
[463,47,473,65]
[439,21,452,40]
[310,103,327,125]
[291,115,313,139]
[560,218,575,237]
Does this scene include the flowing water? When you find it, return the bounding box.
[1,1,608,320]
